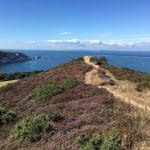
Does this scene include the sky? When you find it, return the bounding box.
[0,0,150,50]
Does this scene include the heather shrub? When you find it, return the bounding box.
[48,112,64,122]
[28,81,63,102]
[0,107,16,125]
[0,83,15,93]
[10,115,52,142]
[76,128,121,150]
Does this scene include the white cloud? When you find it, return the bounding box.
[46,39,80,45]
[11,38,150,50]
[86,40,103,45]
[59,32,71,35]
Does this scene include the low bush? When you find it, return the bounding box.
[101,128,121,150]
[62,78,78,90]
[76,128,121,150]
[28,81,63,102]
[90,57,108,66]
[0,107,16,125]
[29,78,78,102]
[10,115,52,142]
[48,112,64,122]
[72,57,84,61]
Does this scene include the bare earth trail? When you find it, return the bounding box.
[0,80,18,88]
[84,56,150,112]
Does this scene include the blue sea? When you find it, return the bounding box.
[0,50,150,74]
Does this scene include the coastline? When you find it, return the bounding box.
[0,50,31,65]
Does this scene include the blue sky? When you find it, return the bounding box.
[0,0,150,50]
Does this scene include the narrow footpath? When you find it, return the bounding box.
[84,56,150,112]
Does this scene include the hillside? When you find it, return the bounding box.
[0,51,31,64]
[0,57,149,150]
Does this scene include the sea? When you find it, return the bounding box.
[0,50,150,74]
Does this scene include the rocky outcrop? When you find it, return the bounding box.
[0,51,31,64]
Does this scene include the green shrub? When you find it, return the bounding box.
[48,112,64,122]
[28,81,63,102]
[28,78,78,102]
[0,107,16,125]
[130,74,150,89]
[10,115,52,142]
[72,57,84,61]
[90,57,108,66]
[101,128,121,150]
[76,128,121,150]
[62,78,78,90]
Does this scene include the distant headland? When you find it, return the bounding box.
[0,50,31,64]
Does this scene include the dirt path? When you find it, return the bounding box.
[84,56,150,112]
[0,80,18,88]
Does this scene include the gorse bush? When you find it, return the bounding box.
[76,133,103,150]
[76,128,121,150]
[10,115,52,142]
[28,81,63,102]
[62,78,78,90]
[90,57,108,66]
[48,112,64,122]
[29,78,78,102]
[0,107,16,125]
[101,128,121,150]
[72,57,84,61]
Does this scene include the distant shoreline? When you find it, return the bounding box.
[0,50,31,65]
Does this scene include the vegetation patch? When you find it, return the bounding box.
[62,78,78,90]
[29,78,78,102]
[0,107,16,125]
[129,74,150,90]
[101,101,149,149]
[72,57,84,61]
[48,112,64,122]
[76,128,121,150]
[0,70,43,82]
[28,81,63,102]
[105,63,150,90]
[90,56,108,66]
[10,115,52,142]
